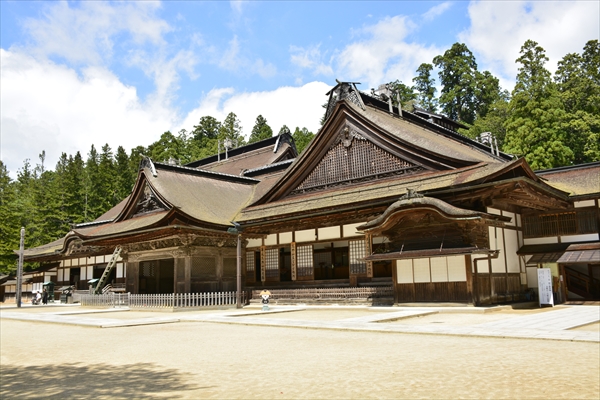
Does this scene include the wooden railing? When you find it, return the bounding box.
[252,286,394,300]
[80,291,249,309]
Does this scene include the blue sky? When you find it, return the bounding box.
[1,1,598,177]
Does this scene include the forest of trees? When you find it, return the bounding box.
[0,39,598,273]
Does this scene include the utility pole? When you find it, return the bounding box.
[16,227,24,308]
[236,233,242,309]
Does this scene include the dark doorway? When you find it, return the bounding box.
[255,252,261,282]
[280,247,292,282]
[139,259,175,294]
[373,260,393,278]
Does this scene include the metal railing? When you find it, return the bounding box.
[79,291,248,309]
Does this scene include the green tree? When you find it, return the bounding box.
[147,131,186,164]
[433,43,479,123]
[129,146,147,181]
[219,112,245,147]
[555,40,600,163]
[248,115,273,144]
[65,152,87,225]
[114,146,133,202]
[473,71,503,120]
[97,144,117,212]
[292,127,314,153]
[192,116,221,143]
[462,98,510,149]
[412,63,438,112]
[504,40,572,169]
[0,161,19,273]
[85,144,102,220]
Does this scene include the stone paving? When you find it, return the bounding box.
[1,303,598,342]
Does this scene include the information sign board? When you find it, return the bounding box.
[537,268,554,307]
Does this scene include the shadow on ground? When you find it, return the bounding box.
[1,362,207,399]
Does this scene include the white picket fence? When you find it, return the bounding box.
[80,291,248,309]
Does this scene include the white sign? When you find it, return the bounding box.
[537,268,554,307]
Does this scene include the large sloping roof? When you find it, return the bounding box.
[238,157,569,224]
[250,97,511,208]
[352,100,505,165]
[74,163,259,241]
[238,162,502,223]
[536,162,600,198]
[185,133,297,174]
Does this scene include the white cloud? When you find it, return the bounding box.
[180,82,331,139]
[290,44,334,76]
[21,1,170,66]
[336,16,442,88]
[0,47,330,178]
[0,49,176,177]
[422,2,453,21]
[460,0,599,88]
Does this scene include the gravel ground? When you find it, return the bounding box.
[1,306,599,400]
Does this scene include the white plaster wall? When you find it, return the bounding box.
[524,237,558,245]
[574,200,595,208]
[561,234,599,243]
[430,257,448,282]
[343,223,364,237]
[447,256,467,282]
[318,226,341,240]
[396,259,413,284]
[526,266,538,288]
[264,234,277,246]
[246,238,262,248]
[295,229,315,243]
[489,226,506,273]
[279,232,293,244]
[503,211,516,226]
[413,258,430,283]
[504,229,521,273]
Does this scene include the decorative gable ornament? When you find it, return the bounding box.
[324,81,366,122]
[290,127,424,195]
[131,183,167,217]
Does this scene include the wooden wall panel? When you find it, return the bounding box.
[396,282,469,303]
[396,283,415,302]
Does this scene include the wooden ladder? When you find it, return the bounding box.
[94,246,122,295]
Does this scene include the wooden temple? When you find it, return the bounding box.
[8,82,600,305]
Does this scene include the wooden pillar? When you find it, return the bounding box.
[175,257,186,293]
[260,246,266,283]
[465,255,474,305]
[290,242,297,281]
[185,256,191,293]
[126,261,139,294]
[392,260,398,304]
[365,233,373,278]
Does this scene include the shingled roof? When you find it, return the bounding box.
[536,162,600,199]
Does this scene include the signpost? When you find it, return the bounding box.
[537,268,554,307]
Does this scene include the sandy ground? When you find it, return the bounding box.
[1,308,599,400]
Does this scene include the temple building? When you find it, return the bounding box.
[6,82,600,305]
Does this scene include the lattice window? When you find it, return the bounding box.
[223,258,236,277]
[141,261,156,277]
[294,138,421,193]
[191,257,216,279]
[523,209,599,238]
[349,240,366,274]
[265,248,279,278]
[297,245,314,277]
[246,252,255,272]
